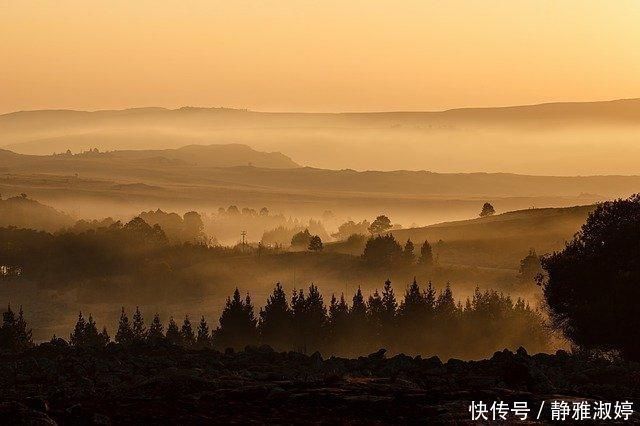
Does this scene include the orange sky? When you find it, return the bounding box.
[2,0,640,113]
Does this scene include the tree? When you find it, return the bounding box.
[258,283,293,351]
[308,235,323,252]
[331,220,371,240]
[147,313,165,345]
[402,239,415,264]
[367,290,385,341]
[291,284,326,354]
[519,249,543,282]
[70,312,87,347]
[99,326,110,346]
[362,234,403,266]
[115,307,134,345]
[0,305,32,351]
[291,229,312,248]
[368,215,392,235]
[132,307,147,343]
[479,202,496,217]
[196,316,211,348]
[165,317,182,346]
[542,194,640,360]
[213,288,258,350]
[181,315,195,347]
[418,240,434,266]
[183,211,206,244]
[259,207,269,216]
[327,293,350,353]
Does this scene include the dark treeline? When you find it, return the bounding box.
[1,280,549,359]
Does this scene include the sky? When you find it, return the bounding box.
[2,0,640,113]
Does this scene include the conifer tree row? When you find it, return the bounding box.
[2,280,550,359]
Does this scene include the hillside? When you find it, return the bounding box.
[0,145,634,224]
[391,205,595,269]
[0,195,73,232]
[2,99,640,174]
[0,143,298,169]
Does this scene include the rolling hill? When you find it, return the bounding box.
[391,205,595,269]
[2,99,640,174]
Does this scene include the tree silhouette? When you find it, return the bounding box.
[362,234,403,266]
[0,305,32,351]
[519,249,543,282]
[132,307,147,343]
[165,317,182,346]
[327,293,350,353]
[147,313,165,345]
[213,288,258,350]
[115,307,134,345]
[99,326,110,346]
[402,239,415,264]
[258,283,292,351]
[181,315,195,347]
[542,194,640,360]
[418,240,434,266]
[196,316,211,348]
[367,290,385,342]
[70,312,87,347]
[348,287,368,354]
[479,202,496,217]
[368,215,392,235]
[291,229,312,248]
[291,284,326,354]
[308,235,323,252]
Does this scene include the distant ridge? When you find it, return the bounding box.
[0,143,299,169]
[3,97,640,117]
[2,98,639,174]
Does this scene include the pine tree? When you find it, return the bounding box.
[399,278,425,317]
[303,284,327,353]
[367,290,385,343]
[213,288,258,350]
[70,312,87,347]
[1,305,15,350]
[99,326,110,346]
[328,294,350,325]
[147,313,165,345]
[85,314,101,347]
[15,306,32,346]
[419,240,434,266]
[258,283,292,351]
[327,293,350,354]
[165,317,182,346]
[424,281,436,314]
[181,315,195,347]
[196,316,211,348]
[115,307,134,345]
[351,287,367,319]
[381,279,397,321]
[402,239,415,264]
[1,305,33,351]
[436,284,457,317]
[132,307,147,343]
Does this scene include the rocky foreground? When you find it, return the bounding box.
[1,343,639,424]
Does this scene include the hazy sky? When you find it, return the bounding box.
[2,0,640,113]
